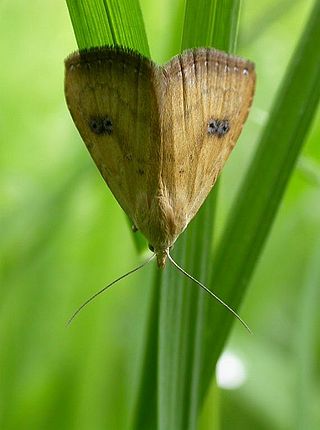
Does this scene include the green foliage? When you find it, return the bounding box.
[66,0,149,56]
[0,0,319,429]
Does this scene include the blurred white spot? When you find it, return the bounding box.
[251,106,269,126]
[216,351,247,390]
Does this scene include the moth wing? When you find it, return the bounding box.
[160,48,256,231]
[64,48,161,229]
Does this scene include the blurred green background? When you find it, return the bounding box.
[1,0,319,429]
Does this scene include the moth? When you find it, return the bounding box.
[65,46,256,327]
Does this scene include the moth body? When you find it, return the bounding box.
[65,46,255,264]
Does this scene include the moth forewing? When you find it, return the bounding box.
[65,49,162,235]
[160,49,255,230]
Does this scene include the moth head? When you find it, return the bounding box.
[148,244,167,268]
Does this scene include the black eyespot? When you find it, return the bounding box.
[89,116,113,135]
[103,118,113,134]
[208,119,230,137]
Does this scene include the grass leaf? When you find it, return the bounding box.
[198,0,320,404]
[65,0,149,55]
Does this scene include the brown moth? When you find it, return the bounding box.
[65,46,255,326]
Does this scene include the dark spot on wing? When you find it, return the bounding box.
[137,168,145,175]
[89,116,113,135]
[208,119,230,137]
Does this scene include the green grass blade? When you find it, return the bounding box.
[210,0,241,52]
[158,2,241,430]
[182,0,240,51]
[65,0,149,55]
[130,272,161,430]
[181,0,216,48]
[158,196,217,430]
[199,0,320,402]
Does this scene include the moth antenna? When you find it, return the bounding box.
[67,253,156,325]
[166,251,251,334]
